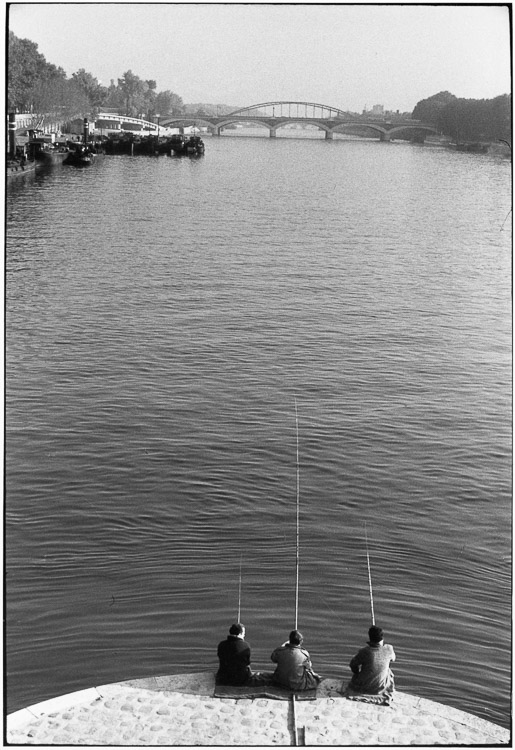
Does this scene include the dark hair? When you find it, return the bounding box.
[229,623,244,636]
[368,626,384,643]
[289,629,303,645]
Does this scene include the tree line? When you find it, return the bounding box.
[412,90,511,143]
[8,31,512,142]
[8,31,185,125]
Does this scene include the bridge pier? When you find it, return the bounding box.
[270,128,277,138]
[325,130,333,140]
[380,132,391,142]
[211,127,221,136]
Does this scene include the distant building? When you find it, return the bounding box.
[362,104,385,116]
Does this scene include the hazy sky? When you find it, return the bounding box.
[8,3,511,112]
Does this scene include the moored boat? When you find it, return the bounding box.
[6,156,37,179]
[6,113,38,179]
[63,143,94,166]
[104,134,159,155]
[186,135,205,155]
[30,141,70,164]
[169,134,205,156]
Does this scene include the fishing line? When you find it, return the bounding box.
[500,208,511,231]
[364,522,376,626]
[498,140,511,231]
[318,595,345,625]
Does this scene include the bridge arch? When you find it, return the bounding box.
[387,124,438,138]
[162,116,215,130]
[332,122,390,138]
[215,117,269,131]
[228,101,350,119]
[217,116,333,137]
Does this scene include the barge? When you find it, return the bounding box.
[169,134,205,156]
[104,132,205,157]
[30,142,69,164]
[6,156,37,179]
[63,143,95,166]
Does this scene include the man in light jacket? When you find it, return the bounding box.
[344,625,396,704]
[271,630,321,690]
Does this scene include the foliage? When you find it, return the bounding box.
[8,31,66,111]
[413,90,511,141]
[184,103,238,115]
[438,95,511,141]
[103,79,126,112]
[412,91,457,124]
[8,32,184,121]
[117,70,147,116]
[156,90,185,116]
[71,69,107,112]
[30,78,91,126]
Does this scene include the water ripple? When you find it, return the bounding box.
[6,138,511,726]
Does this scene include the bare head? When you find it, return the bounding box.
[229,623,245,638]
[289,629,303,646]
[368,625,384,644]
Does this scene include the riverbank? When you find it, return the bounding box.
[7,672,510,745]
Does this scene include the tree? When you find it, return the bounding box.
[438,95,512,142]
[489,94,511,141]
[26,78,90,128]
[117,69,148,116]
[412,91,456,125]
[7,31,190,125]
[8,31,66,111]
[103,79,125,111]
[155,90,184,115]
[143,79,157,119]
[71,68,107,111]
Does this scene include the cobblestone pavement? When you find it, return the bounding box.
[7,672,510,746]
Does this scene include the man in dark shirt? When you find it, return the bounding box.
[216,623,253,685]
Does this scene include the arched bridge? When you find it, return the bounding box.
[161,101,437,142]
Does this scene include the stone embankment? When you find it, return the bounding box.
[7,672,510,746]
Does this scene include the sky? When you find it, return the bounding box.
[7,3,511,113]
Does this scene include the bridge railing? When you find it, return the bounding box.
[94,113,178,135]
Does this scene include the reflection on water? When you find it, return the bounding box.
[6,137,511,728]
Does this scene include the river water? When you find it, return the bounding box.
[6,132,511,729]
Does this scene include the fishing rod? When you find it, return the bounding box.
[294,398,300,631]
[364,522,376,626]
[237,553,243,622]
[293,398,302,747]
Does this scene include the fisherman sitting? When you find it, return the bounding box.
[271,630,321,690]
[343,625,396,705]
[216,623,254,685]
